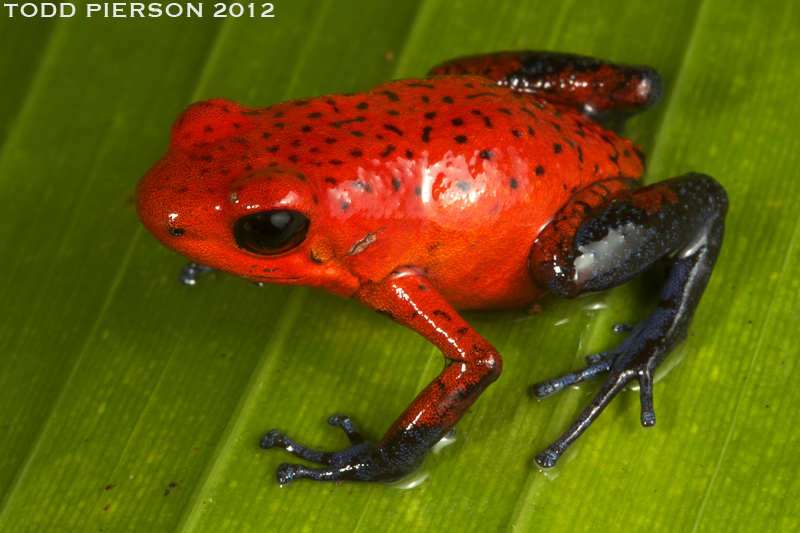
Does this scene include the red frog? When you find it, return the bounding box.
[136,51,728,483]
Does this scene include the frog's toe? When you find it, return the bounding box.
[584,351,613,366]
[531,350,613,398]
[275,463,339,484]
[258,429,282,450]
[534,448,561,469]
[179,261,213,285]
[612,322,636,333]
[275,462,348,484]
[261,414,364,458]
[638,369,656,427]
[327,413,365,444]
[259,427,334,465]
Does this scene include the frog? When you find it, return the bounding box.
[136,51,728,483]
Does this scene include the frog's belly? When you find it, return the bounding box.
[416,173,569,310]
[425,224,546,310]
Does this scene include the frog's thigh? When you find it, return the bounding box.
[530,174,728,298]
[429,51,662,119]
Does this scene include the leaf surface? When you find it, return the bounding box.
[1,1,798,531]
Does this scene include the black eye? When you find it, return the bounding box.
[169,227,185,237]
[234,210,309,255]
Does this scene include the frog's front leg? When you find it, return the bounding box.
[180,262,265,288]
[529,173,728,468]
[179,262,213,286]
[260,268,502,483]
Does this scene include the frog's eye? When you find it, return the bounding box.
[234,210,310,255]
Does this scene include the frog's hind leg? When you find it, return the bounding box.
[528,173,728,468]
[429,51,663,131]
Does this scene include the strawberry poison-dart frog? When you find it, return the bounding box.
[136,51,728,483]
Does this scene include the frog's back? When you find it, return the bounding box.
[259,76,641,222]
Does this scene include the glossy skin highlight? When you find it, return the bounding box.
[137,51,728,482]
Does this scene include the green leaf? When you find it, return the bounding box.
[1,0,798,531]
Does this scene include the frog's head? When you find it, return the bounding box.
[136,98,360,297]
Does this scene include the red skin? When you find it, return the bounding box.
[136,54,664,483]
[136,77,643,307]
